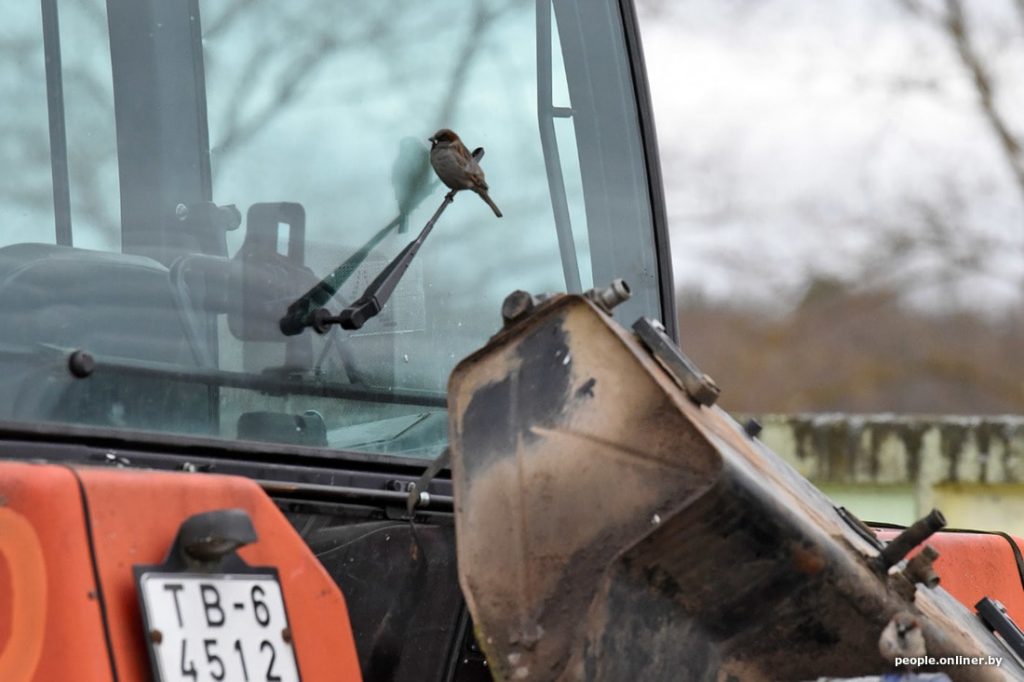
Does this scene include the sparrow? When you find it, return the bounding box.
[428,128,503,218]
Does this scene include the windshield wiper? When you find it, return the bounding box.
[13,344,448,407]
[278,138,438,335]
[278,216,403,335]
[279,148,482,335]
[307,190,456,332]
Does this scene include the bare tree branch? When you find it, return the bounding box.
[434,0,523,126]
[211,10,396,164]
[1015,0,1024,37]
[942,0,1024,204]
[204,0,251,39]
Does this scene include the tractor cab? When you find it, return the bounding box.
[0,1,670,680]
[0,0,669,458]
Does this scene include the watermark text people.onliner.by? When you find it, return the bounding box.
[894,655,1003,667]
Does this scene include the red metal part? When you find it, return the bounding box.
[878,529,1024,625]
[0,460,362,681]
[0,462,110,681]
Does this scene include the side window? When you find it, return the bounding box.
[0,0,119,251]
[0,7,53,245]
[59,0,120,251]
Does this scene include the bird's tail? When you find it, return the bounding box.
[478,190,503,218]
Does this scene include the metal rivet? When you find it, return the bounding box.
[151,629,163,644]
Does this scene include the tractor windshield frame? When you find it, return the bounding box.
[0,0,674,472]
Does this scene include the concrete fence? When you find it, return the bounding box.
[752,414,1024,535]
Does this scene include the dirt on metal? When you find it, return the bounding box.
[448,294,1020,681]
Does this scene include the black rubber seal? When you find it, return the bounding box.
[64,465,121,681]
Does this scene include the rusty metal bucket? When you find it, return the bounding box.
[447,293,1021,681]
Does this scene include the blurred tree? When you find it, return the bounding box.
[636,0,1024,413]
[897,0,1024,204]
[0,0,520,248]
[639,0,1023,306]
[677,287,1024,414]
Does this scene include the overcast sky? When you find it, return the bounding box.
[636,0,1024,313]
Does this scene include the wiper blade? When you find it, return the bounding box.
[278,216,402,335]
[279,138,440,336]
[260,478,453,513]
[29,344,448,407]
[310,190,455,332]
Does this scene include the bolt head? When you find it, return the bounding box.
[743,418,763,438]
[501,290,534,324]
[68,350,95,378]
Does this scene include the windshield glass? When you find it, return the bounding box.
[0,0,663,459]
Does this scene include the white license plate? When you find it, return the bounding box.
[139,572,301,682]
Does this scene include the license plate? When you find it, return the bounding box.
[139,572,301,682]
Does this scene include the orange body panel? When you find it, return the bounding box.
[0,461,363,681]
[0,462,112,681]
[878,529,1024,624]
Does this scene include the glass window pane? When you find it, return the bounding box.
[200,0,662,456]
[0,5,53,245]
[0,0,119,250]
[0,0,662,459]
[60,0,120,251]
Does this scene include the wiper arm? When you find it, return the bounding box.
[280,148,482,335]
[279,138,439,336]
[278,216,403,335]
[47,345,448,407]
[406,446,451,514]
[308,188,457,332]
